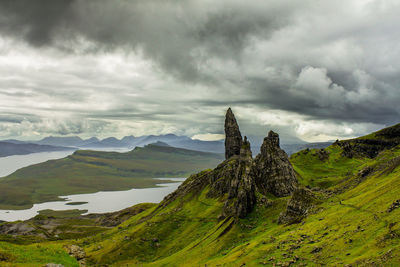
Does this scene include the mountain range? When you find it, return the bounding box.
[1,134,331,157]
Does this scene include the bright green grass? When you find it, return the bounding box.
[0,242,78,266]
[3,143,400,266]
[290,144,373,188]
[76,145,400,266]
[0,145,223,209]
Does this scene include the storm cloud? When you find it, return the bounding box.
[0,0,399,142]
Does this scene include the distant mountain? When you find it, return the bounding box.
[168,139,224,153]
[36,136,84,147]
[150,141,170,147]
[120,135,136,145]
[2,139,28,144]
[0,141,75,157]
[2,134,330,155]
[80,134,224,153]
[79,137,100,146]
[281,142,332,155]
[31,136,100,147]
[81,137,127,148]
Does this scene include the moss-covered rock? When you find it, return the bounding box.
[278,187,318,225]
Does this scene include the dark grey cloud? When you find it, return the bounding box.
[0,0,76,46]
[0,0,399,141]
[0,0,299,81]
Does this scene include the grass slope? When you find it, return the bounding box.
[78,145,400,266]
[2,129,400,266]
[0,144,223,209]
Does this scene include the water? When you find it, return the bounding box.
[0,150,76,177]
[0,178,185,222]
[0,148,134,177]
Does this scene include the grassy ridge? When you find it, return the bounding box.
[0,144,223,209]
[77,145,400,266]
[290,144,373,188]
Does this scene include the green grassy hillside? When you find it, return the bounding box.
[2,127,400,266]
[76,144,400,266]
[0,144,223,209]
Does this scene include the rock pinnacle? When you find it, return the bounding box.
[224,108,242,159]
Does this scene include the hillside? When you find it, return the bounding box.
[1,111,400,266]
[0,141,74,157]
[0,143,223,209]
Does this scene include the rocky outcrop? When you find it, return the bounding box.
[254,131,297,197]
[222,137,256,218]
[336,124,400,158]
[338,139,398,158]
[64,245,86,266]
[278,187,317,225]
[161,108,299,220]
[225,107,242,159]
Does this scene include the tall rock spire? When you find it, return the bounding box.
[222,135,256,218]
[224,108,242,159]
[253,130,298,197]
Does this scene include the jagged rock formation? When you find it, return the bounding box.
[225,107,242,159]
[278,187,317,225]
[254,131,297,197]
[162,108,298,219]
[222,137,256,218]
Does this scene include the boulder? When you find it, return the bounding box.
[278,187,317,225]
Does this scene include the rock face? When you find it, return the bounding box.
[225,108,242,159]
[254,131,297,197]
[161,108,299,219]
[278,187,316,225]
[222,137,256,218]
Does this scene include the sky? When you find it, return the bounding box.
[0,0,399,143]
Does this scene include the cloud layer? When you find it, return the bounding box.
[0,0,399,142]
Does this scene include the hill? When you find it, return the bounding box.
[0,141,74,157]
[1,111,400,266]
[0,143,223,209]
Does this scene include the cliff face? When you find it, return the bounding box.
[254,131,298,197]
[163,108,298,219]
